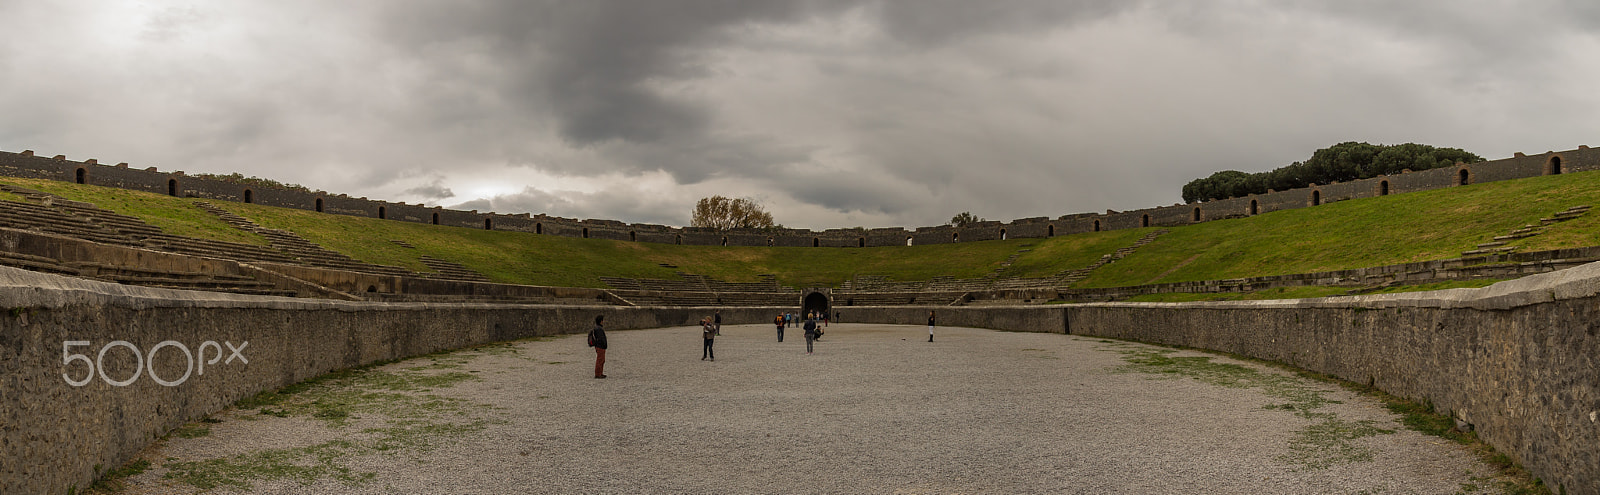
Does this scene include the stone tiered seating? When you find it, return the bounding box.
[70,262,298,297]
[0,198,145,247]
[0,250,79,276]
[196,202,415,277]
[417,255,492,282]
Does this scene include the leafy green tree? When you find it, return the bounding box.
[950,211,985,227]
[1182,142,1484,203]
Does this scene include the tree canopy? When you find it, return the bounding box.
[691,196,776,231]
[950,211,985,227]
[1181,142,1485,203]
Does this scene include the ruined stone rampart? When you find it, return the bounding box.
[4,146,1596,247]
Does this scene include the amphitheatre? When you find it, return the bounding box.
[0,145,1597,493]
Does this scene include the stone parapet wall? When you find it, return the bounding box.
[1059,264,1600,495]
[5,146,1596,248]
[4,262,1598,493]
[0,266,787,495]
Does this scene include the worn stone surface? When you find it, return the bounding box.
[4,262,1599,493]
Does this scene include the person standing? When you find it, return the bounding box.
[588,315,608,379]
[701,316,716,361]
[774,313,786,342]
[713,309,722,335]
[803,316,818,355]
[927,310,936,342]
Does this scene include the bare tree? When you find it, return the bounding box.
[691,196,776,231]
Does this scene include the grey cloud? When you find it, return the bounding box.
[402,179,455,200]
[449,185,689,226]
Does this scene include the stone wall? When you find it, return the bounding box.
[1059,267,1600,494]
[4,262,1599,493]
[4,146,1597,248]
[0,266,790,495]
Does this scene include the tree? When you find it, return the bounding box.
[1181,142,1485,203]
[691,196,776,231]
[950,211,985,227]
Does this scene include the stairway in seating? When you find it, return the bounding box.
[1462,205,1590,257]
[5,187,301,265]
[1054,229,1168,287]
[194,201,414,277]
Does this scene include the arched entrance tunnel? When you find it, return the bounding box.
[802,291,830,319]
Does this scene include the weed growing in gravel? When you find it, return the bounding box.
[1109,346,1394,470]
[85,459,149,493]
[156,345,512,491]
[1100,339,1551,493]
[163,440,374,490]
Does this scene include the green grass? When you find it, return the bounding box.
[1078,171,1600,288]
[208,200,1113,288]
[13,169,1600,293]
[0,177,268,246]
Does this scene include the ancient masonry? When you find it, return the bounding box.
[1,146,1595,248]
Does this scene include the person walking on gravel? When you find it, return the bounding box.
[927,310,936,342]
[803,317,818,355]
[701,316,717,361]
[713,309,722,335]
[775,313,786,342]
[588,315,608,378]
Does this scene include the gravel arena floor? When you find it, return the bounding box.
[117,323,1512,494]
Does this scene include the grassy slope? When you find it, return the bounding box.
[209,201,1086,288]
[0,177,268,246]
[1077,171,1600,288]
[15,169,1600,292]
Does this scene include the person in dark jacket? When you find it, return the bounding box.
[803,317,818,355]
[589,315,608,378]
[713,309,722,335]
[775,313,786,342]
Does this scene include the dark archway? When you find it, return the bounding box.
[243,189,254,204]
[168,179,177,197]
[952,232,960,242]
[1379,181,1389,196]
[1047,225,1054,237]
[858,237,865,247]
[802,292,830,321]
[582,228,590,238]
[535,223,543,234]
[631,231,638,242]
[1311,190,1321,206]
[1192,207,1201,222]
[75,168,85,184]
[432,212,439,224]
[1549,156,1563,175]
[485,218,493,230]
[378,206,386,219]
[721,236,728,246]
[1093,219,1101,232]
[1141,214,1150,227]
[999,229,1007,240]
[316,198,325,212]
[813,238,819,247]
[676,234,682,245]
[1458,169,1470,186]
[1250,200,1258,215]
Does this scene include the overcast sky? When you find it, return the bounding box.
[3,1,1597,229]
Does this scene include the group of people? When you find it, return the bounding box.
[585,309,938,377]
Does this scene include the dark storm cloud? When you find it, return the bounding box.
[3,1,1599,230]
